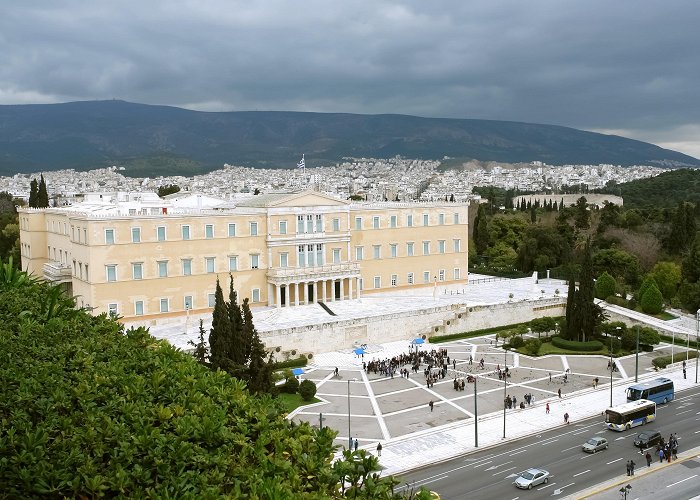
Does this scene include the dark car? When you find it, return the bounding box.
[633,430,662,449]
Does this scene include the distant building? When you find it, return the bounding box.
[19,190,469,321]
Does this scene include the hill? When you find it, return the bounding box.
[0,100,698,176]
[601,168,700,210]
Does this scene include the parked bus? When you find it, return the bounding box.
[626,377,674,405]
[605,399,656,431]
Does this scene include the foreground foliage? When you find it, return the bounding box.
[0,271,412,498]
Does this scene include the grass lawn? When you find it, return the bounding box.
[275,392,320,413]
[515,342,627,357]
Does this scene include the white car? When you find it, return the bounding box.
[582,436,609,453]
[514,468,550,490]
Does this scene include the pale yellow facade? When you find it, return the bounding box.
[18,191,469,320]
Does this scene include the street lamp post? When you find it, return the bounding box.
[696,309,699,384]
[473,376,478,447]
[611,327,620,407]
[635,325,639,383]
[503,347,508,439]
[347,379,352,450]
[672,329,675,365]
[620,484,632,499]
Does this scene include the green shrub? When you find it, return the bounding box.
[299,379,317,401]
[595,271,617,300]
[640,284,664,314]
[524,338,542,355]
[282,375,300,394]
[509,336,525,348]
[652,351,699,369]
[273,355,307,370]
[551,336,604,352]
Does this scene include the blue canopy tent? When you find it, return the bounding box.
[292,368,305,376]
[412,338,425,345]
[354,348,366,355]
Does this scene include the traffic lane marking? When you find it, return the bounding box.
[666,474,698,488]
[573,469,590,477]
[493,466,517,476]
[607,458,624,464]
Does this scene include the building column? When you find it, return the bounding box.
[348,277,353,300]
[356,277,361,300]
[330,279,335,302]
[322,279,327,302]
[268,283,274,307]
[312,280,318,304]
[283,284,289,307]
[340,278,345,301]
[276,284,282,308]
[295,282,300,307]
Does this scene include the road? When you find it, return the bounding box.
[396,385,700,499]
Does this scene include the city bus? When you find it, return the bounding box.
[626,377,674,405]
[605,399,656,431]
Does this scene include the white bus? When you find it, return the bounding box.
[604,399,656,431]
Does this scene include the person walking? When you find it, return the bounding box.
[376,442,382,457]
[626,460,631,476]
[564,412,570,425]
[546,402,550,414]
[354,439,359,452]
[558,388,562,398]
[548,372,552,383]
[630,459,635,475]
[658,448,665,463]
[645,451,652,467]
[429,400,434,412]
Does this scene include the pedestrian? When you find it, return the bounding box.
[564,412,569,424]
[334,367,339,377]
[558,388,562,398]
[429,400,434,412]
[658,448,665,463]
[354,439,359,452]
[453,359,456,370]
[630,459,635,475]
[626,460,631,476]
[645,451,652,467]
[548,372,552,383]
[469,355,473,365]
[376,442,382,457]
[683,368,687,379]
[546,402,550,414]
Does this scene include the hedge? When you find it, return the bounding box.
[272,355,308,370]
[659,334,700,350]
[652,351,699,369]
[430,322,533,343]
[551,336,604,352]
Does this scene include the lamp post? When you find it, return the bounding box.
[672,329,675,365]
[635,325,639,383]
[696,309,699,384]
[347,378,357,449]
[620,484,632,500]
[503,347,508,439]
[611,327,620,407]
[473,375,478,447]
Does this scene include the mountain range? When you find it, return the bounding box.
[0,100,697,177]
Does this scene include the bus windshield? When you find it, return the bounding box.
[626,388,644,400]
[605,411,624,425]
[626,378,674,404]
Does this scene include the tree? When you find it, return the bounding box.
[595,271,617,300]
[244,297,274,394]
[679,232,700,311]
[228,276,245,365]
[640,283,664,314]
[574,196,590,231]
[28,178,38,208]
[648,262,682,301]
[592,248,642,288]
[188,319,209,365]
[299,379,317,401]
[636,275,659,303]
[208,278,236,374]
[157,184,181,197]
[473,205,489,255]
[37,174,49,208]
[564,268,578,341]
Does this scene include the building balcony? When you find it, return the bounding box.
[42,261,72,284]
[267,262,360,284]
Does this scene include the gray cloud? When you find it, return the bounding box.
[1,0,699,156]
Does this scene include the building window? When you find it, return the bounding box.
[407,272,414,284]
[132,263,143,280]
[390,215,397,228]
[306,215,313,233]
[355,217,362,230]
[134,300,144,316]
[229,256,238,271]
[438,240,446,254]
[251,254,259,269]
[454,213,460,224]
[182,225,190,240]
[297,215,304,234]
[439,213,445,225]
[333,248,341,263]
[157,226,166,241]
[391,274,398,287]
[158,261,168,278]
[106,265,117,282]
[332,218,340,231]
[454,268,461,280]
[108,303,118,318]
[374,276,381,289]
[306,244,315,266]
[79,262,83,280]
[454,239,461,252]
[423,214,429,226]
[181,259,192,276]
[228,223,236,237]
[105,229,115,245]
[160,298,169,313]
[315,214,322,232]
[252,288,261,303]
[423,271,430,284]
[316,244,323,265]
[373,245,381,259]
[356,246,364,261]
[407,242,414,256]
[250,222,258,236]
[407,214,413,227]
[205,224,214,239]
[280,252,288,267]
[208,293,216,307]
[423,241,430,255]
[298,245,306,267]
[390,244,398,258]
[372,216,380,229]
[131,227,141,243]
[439,269,445,281]
[85,264,89,281]
[205,257,215,273]
[279,220,287,235]
[184,296,193,310]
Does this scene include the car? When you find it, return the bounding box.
[582,436,609,453]
[633,430,662,449]
[513,468,550,490]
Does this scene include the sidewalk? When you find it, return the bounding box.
[361,366,698,476]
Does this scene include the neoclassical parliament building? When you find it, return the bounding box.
[18,190,469,321]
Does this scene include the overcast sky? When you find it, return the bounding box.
[2,1,699,158]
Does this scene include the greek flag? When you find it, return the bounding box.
[297,155,305,169]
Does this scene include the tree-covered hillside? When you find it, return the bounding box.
[601,168,700,210]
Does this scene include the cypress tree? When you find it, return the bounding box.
[227,275,245,365]
[187,319,209,365]
[37,174,49,208]
[565,268,578,340]
[209,278,233,373]
[577,239,596,342]
[244,298,273,393]
[28,179,38,208]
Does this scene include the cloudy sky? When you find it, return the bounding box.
[2,1,699,157]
